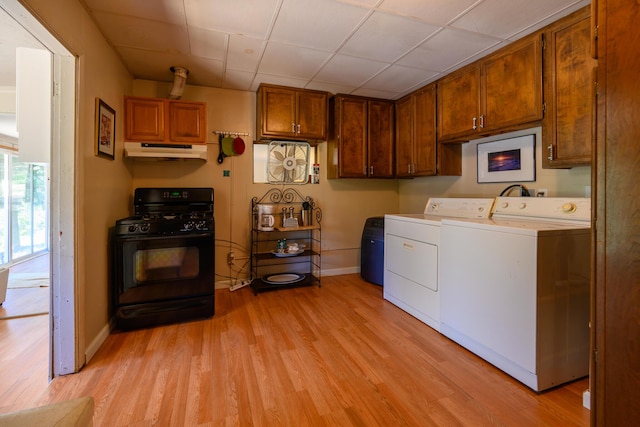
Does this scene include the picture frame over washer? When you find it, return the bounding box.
[95,97,115,160]
[477,134,535,183]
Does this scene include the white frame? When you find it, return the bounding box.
[477,134,535,183]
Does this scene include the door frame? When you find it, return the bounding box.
[1,0,79,376]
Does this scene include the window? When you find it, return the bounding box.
[0,151,48,264]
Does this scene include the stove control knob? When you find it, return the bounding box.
[501,202,509,208]
[562,203,577,214]
[519,202,527,209]
[184,222,194,231]
[139,223,150,233]
[195,221,206,230]
[128,225,138,233]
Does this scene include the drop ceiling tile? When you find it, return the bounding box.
[251,74,311,92]
[226,35,265,72]
[270,0,370,51]
[221,69,255,91]
[314,54,388,87]
[363,64,437,93]
[93,12,189,54]
[184,0,280,39]
[340,11,440,62]
[189,27,228,60]
[259,42,332,80]
[377,0,479,25]
[451,0,589,39]
[84,0,186,25]
[398,28,501,72]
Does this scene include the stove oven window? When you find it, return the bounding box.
[134,246,199,283]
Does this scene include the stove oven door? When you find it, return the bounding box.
[112,232,215,329]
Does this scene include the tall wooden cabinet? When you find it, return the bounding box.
[542,6,595,168]
[437,34,543,142]
[395,85,436,177]
[256,84,328,142]
[124,96,206,144]
[327,95,394,179]
[593,0,640,424]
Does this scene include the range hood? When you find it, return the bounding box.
[124,142,207,161]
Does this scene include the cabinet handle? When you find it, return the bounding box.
[472,117,477,130]
[547,144,554,161]
[479,115,485,129]
[291,123,296,134]
[297,124,301,134]
[370,165,374,176]
[408,164,411,174]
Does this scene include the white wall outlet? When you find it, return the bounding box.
[537,189,548,197]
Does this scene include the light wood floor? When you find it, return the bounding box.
[0,273,589,426]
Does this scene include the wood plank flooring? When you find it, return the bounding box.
[1,274,589,426]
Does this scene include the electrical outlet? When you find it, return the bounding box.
[227,251,234,265]
[537,189,548,197]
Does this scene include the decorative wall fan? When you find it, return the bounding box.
[267,141,310,184]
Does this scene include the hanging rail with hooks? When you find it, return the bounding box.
[213,130,250,137]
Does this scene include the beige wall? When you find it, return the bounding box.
[21,0,134,359]
[131,80,400,282]
[398,127,591,213]
[20,0,592,368]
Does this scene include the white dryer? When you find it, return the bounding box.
[440,197,591,391]
[383,198,495,331]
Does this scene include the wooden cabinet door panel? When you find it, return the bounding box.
[413,86,437,176]
[262,87,297,137]
[169,101,206,143]
[125,97,165,141]
[337,96,367,178]
[394,96,413,178]
[296,91,328,140]
[437,65,480,141]
[482,35,543,132]
[367,100,395,178]
[543,8,594,168]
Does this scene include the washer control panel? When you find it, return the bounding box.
[492,197,591,222]
[424,198,495,219]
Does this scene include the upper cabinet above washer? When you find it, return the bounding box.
[437,34,543,142]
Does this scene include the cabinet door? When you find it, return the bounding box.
[395,96,413,178]
[543,7,594,168]
[482,35,543,132]
[296,91,328,140]
[367,99,395,178]
[412,85,437,176]
[125,97,165,141]
[336,96,368,178]
[437,65,480,141]
[169,101,206,144]
[260,86,297,138]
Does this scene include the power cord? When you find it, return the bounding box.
[499,184,531,197]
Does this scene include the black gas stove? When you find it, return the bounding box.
[115,188,214,237]
[112,187,215,330]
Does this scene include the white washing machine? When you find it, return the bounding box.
[440,197,591,391]
[383,198,495,331]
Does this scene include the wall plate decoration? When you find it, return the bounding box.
[477,134,535,183]
[95,98,115,160]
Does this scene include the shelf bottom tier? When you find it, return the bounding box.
[250,273,320,294]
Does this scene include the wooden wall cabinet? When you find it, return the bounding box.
[327,95,394,179]
[542,6,595,169]
[257,84,329,142]
[124,96,207,144]
[395,86,436,177]
[437,34,543,142]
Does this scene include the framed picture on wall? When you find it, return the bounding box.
[477,134,535,183]
[95,98,115,160]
